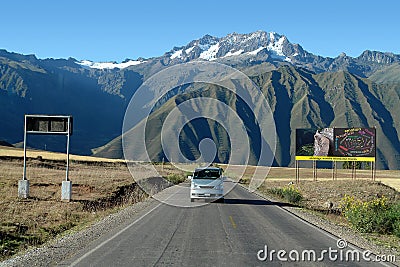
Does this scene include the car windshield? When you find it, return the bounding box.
[193,169,221,179]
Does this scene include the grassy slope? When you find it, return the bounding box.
[369,63,400,83]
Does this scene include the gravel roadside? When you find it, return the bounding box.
[0,198,158,267]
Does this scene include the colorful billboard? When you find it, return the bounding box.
[295,127,376,161]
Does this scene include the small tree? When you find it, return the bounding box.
[343,161,362,169]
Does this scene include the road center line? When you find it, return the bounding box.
[229,215,237,229]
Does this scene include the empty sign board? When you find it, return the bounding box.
[26,115,73,135]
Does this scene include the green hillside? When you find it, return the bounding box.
[94,65,400,169]
[369,63,400,83]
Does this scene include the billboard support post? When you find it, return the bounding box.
[313,160,317,181]
[351,161,357,180]
[62,116,72,201]
[332,161,336,180]
[19,115,30,198]
[371,161,374,181]
[372,160,376,181]
[23,115,27,181]
[66,116,70,182]
[355,161,357,179]
[295,160,299,183]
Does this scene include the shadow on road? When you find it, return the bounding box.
[222,198,298,207]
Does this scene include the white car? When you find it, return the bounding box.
[189,167,224,202]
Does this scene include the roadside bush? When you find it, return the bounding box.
[391,203,400,238]
[394,220,400,238]
[269,185,303,204]
[165,174,186,184]
[340,195,400,236]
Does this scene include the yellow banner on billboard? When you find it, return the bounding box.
[295,156,376,162]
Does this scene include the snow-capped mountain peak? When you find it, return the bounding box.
[77,31,314,71]
[166,30,299,63]
[76,59,146,69]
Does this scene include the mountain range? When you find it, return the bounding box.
[1,30,400,169]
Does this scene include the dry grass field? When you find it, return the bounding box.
[222,164,400,191]
[0,145,125,163]
[268,167,400,192]
[0,147,186,261]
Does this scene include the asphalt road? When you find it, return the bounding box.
[60,181,391,267]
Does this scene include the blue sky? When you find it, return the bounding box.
[2,0,399,62]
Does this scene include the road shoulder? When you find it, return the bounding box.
[1,198,160,267]
[244,184,400,266]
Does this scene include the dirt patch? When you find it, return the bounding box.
[260,179,400,212]
[78,183,148,212]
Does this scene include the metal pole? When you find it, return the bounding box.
[315,161,317,181]
[313,160,317,181]
[335,161,337,181]
[66,116,70,182]
[351,161,353,179]
[354,162,356,180]
[371,161,374,181]
[372,160,376,181]
[23,115,27,180]
[298,161,300,183]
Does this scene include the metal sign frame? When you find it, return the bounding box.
[23,115,73,182]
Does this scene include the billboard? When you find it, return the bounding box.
[295,127,376,161]
[26,115,73,135]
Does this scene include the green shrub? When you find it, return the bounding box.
[390,203,400,238]
[393,220,400,238]
[268,187,284,198]
[268,185,303,204]
[340,195,400,236]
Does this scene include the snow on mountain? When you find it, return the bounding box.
[199,43,220,60]
[77,31,308,70]
[247,47,265,55]
[223,49,244,58]
[77,59,145,69]
[165,31,295,63]
[185,46,195,54]
[266,33,291,62]
[170,49,183,59]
